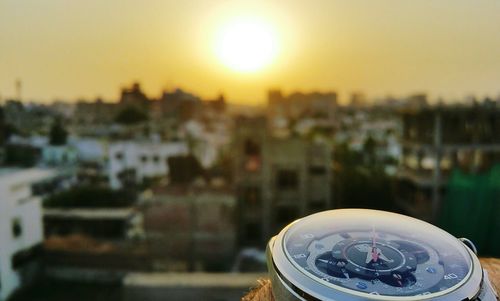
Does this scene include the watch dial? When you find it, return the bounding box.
[283,210,472,297]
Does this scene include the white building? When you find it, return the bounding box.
[42,145,78,166]
[69,137,108,163]
[0,168,55,300]
[108,141,189,189]
[181,120,231,168]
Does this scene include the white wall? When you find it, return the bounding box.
[69,137,107,162]
[108,141,188,189]
[0,169,52,300]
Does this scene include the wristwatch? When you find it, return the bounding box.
[267,209,498,301]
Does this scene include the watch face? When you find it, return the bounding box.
[283,210,472,298]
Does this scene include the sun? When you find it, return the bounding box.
[214,17,278,73]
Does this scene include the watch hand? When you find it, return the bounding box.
[342,268,350,279]
[366,248,374,264]
[378,252,392,262]
[371,227,379,263]
[393,273,403,287]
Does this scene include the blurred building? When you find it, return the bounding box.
[335,108,402,174]
[3,100,56,135]
[0,168,55,300]
[44,208,143,240]
[41,145,78,167]
[396,104,500,221]
[69,137,108,163]
[180,119,231,169]
[267,90,338,126]
[233,117,333,247]
[405,93,428,110]
[349,92,368,108]
[73,98,118,125]
[151,88,201,121]
[142,181,236,271]
[124,272,264,301]
[205,94,227,114]
[119,83,150,110]
[108,141,188,189]
[49,101,75,119]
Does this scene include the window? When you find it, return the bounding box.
[153,155,160,163]
[244,187,261,207]
[309,166,326,175]
[12,218,22,238]
[140,155,148,163]
[276,207,298,224]
[244,223,262,242]
[244,139,260,156]
[276,169,298,189]
[115,152,123,160]
[244,139,262,172]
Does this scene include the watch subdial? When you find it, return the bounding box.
[392,240,430,264]
[315,252,349,278]
[380,272,417,287]
[331,238,417,280]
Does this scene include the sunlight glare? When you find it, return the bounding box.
[214,18,278,73]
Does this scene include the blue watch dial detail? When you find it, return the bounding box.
[283,211,471,297]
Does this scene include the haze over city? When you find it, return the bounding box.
[1,0,500,104]
[0,1,499,301]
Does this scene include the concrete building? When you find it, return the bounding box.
[69,137,108,163]
[233,117,333,247]
[108,141,188,189]
[42,145,78,167]
[142,181,236,272]
[181,119,231,168]
[0,168,55,300]
[396,104,500,221]
[119,83,150,110]
[124,272,265,301]
[73,98,118,125]
[151,88,201,122]
[44,207,144,240]
[267,90,338,126]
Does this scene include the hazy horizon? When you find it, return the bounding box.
[1,0,500,105]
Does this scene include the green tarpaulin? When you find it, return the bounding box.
[439,164,500,257]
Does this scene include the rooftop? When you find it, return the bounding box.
[124,272,266,288]
[0,168,56,186]
[44,208,136,220]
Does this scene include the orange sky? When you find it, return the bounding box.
[1,0,500,105]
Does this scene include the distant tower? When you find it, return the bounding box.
[15,79,22,101]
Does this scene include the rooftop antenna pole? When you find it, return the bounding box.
[15,79,22,102]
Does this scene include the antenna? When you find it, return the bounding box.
[15,79,22,101]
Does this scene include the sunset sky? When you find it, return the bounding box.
[1,0,499,104]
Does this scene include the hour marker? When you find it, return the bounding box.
[426,267,436,274]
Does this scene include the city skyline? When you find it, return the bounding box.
[1,0,500,104]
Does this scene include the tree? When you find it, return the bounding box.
[49,118,68,146]
[363,134,377,166]
[115,106,148,125]
[333,142,396,211]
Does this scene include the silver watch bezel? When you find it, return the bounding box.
[267,210,485,301]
